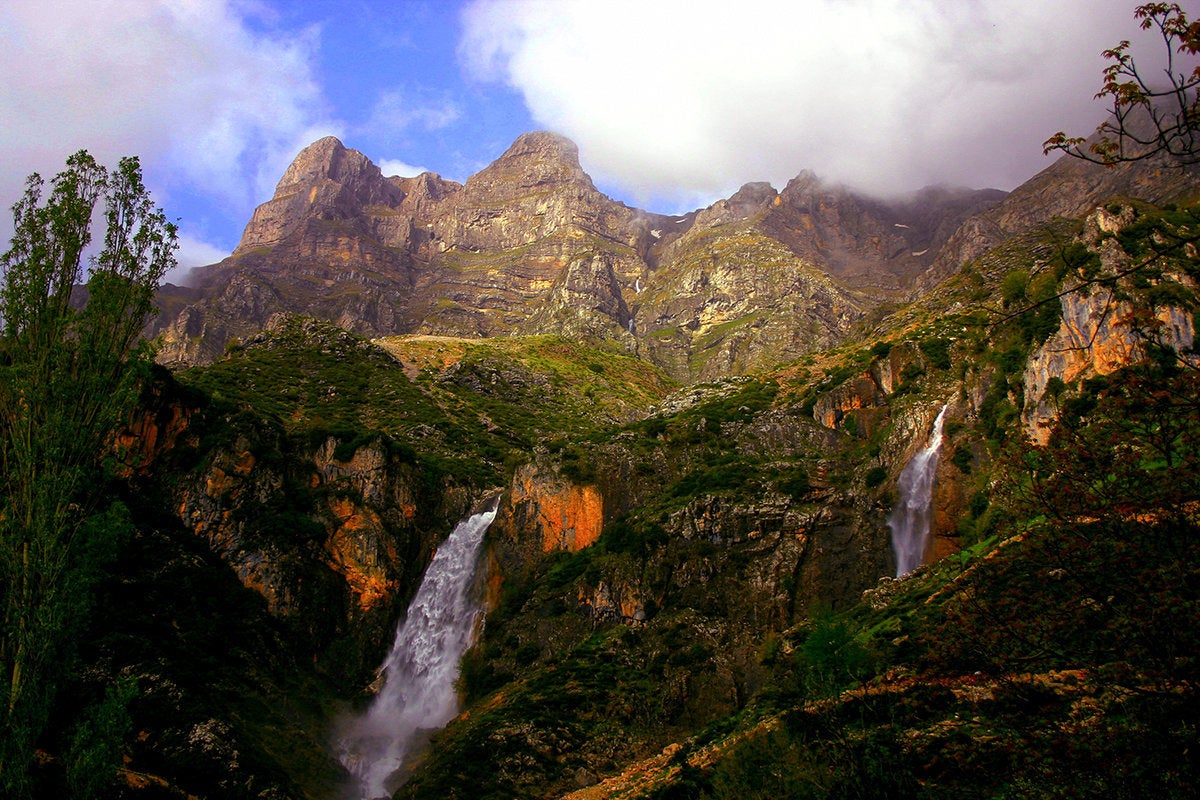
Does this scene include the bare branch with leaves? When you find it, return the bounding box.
[1045,2,1200,165]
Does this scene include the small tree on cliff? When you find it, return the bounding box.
[1044,2,1200,165]
[0,151,176,797]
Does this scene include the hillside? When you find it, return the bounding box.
[19,127,1200,800]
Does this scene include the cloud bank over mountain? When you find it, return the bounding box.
[0,0,1176,262]
[461,0,1149,206]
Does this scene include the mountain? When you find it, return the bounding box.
[28,127,1200,799]
[921,112,1200,290]
[150,132,1004,381]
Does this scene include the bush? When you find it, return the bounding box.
[776,466,812,499]
[670,458,752,499]
[1001,270,1030,307]
[602,516,667,556]
[794,612,873,697]
[919,337,953,370]
[864,466,888,488]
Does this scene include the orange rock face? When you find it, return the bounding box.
[537,484,603,552]
[113,402,193,477]
[1023,286,1196,444]
[508,465,604,553]
[326,496,400,612]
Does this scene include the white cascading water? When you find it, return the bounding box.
[336,503,497,800]
[888,405,949,577]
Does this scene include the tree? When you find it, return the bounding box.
[1044,3,1200,165]
[0,152,176,797]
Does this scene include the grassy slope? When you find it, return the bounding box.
[178,321,678,488]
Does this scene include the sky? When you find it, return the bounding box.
[0,0,1189,280]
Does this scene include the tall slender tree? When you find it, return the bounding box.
[0,152,176,797]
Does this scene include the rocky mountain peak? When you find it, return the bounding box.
[728,181,778,208]
[398,171,459,202]
[781,170,822,196]
[468,130,592,191]
[689,181,779,229]
[234,137,402,256]
[272,136,375,198]
[158,119,1200,377]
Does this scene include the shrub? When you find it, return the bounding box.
[1001,270,1030,307]
[864,466,888,488]
[776,465,812,499]
[919,337,953,370]
[950,446,972,473]
[794,611,873,697]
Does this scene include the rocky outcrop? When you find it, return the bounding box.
[501,461,606,555]
[1022,208,1198,443]
[633,222,867,381]
[491,416,891,625]
[116,376,475,684]
[518,250,635,343]
[809,342,924,436]
[813,373,887,432]
[236,136,406,255]
[764,173,1006,293]
[114,384,194,478]
[1023,286,1196,443]
[922,130,1200,289]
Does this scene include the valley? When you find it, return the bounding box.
[9,125,1200,799]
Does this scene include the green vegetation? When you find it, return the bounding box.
[0,152,176,798]
[619,354,1200,796]
[10,91,1200,798]
[396,191,1200,799]
[178,323,676,488]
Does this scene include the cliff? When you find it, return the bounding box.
[117,373,476,684]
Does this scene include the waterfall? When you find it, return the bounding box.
[888,405,948,577]
[336,503,497,800]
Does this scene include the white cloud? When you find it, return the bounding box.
[364,89,462,135]
[378,158,431,178]
[0,0,334,235]
[175,234,231,270]
[164,233,231,285]
[460,0,1170,206]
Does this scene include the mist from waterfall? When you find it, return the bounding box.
[888,405,948,577]
[335,504,497,800]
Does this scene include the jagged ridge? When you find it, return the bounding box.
[151,131,1010,381]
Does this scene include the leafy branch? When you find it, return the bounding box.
[1044,3,1200,165]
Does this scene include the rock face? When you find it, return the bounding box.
[116,379,474,684]
[489,414,892,626]
[1021,207,1198,443]
[151,132,1004,380]
[504,461,605,554]
[115,121,1200,800]
[763,175,1006,292]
